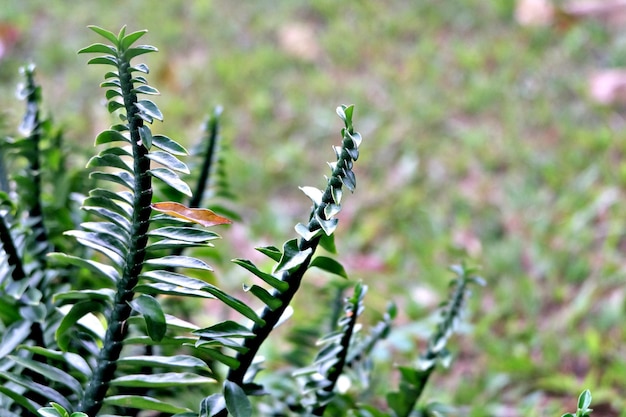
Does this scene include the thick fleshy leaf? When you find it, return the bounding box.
[135,282,215,298]
[54,289,115,304]
[146,239,213,252]
[135,99,163,121]
[95,129,129,145]
[310,256,349,279]
[81,220,130,242]
[78,43,117,55]
[193,321,255,339]
[299,186,323,206]
[87,56,118,66]
[146,255,213,271]
[202,286,264,326]
[18,346,92,377]
[245,284,282,310]
[87,25,119,45]
[130,294,166,342]
[149,168,192,196]
[111,372,215,388]
[255,246,282,262]
[141,269,213,290]
[132,63,150,73]
[124,45,158,59]
[81,206,131,232]
[315,212,339,236]
[295,222,322,241]
[120,29,148,49]
[8,355,83,395]
[64,230,126,262]
[151,202,231,227]
[274,239,312,273]
[117,355,209,371]
[47,253,120,284]
[148,226,220,243]
[151,134,187,155]
[82,195,132,218]
[319,232,337,254]
[138,125,152,148]
[133,85,159,95]
[90,170,135,190]
[200,394,226,417]
[231,259,288,292]
[56,300,106,351]
[0,321,30,358]
[224,380,252,417]
[104,395,191,414]
[147,151,189,174]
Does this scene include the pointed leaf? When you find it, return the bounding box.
[120,29,148,49]
[151,134,188,155]
[0,321,31,358]
[146,255,213,271]
[87,25,119,45]
[148,226,220,243]
[224,380,252,417]
[147,151,189,174]
[104,395,192,414]
[54,289,115,304]
[149,168,192,196]
[140,270,212,291]
[95,129,129,145]
[295,222,322,241]
[47,253,120,284]
[124,45,158,59]
[200,394,226,417]
[193,321,255,339]
[90,170,135,190]
[87,56,118,66]
[117,355,209,371]
[56,300,106,351]
[8,355,83,395]
[78,43,117,55]
[274,238,312,273]
[232,259,288,292]
[133,85,159,95]
[18,346,92,377]
[310,256,349,279]
[135,99,163,121]
[135,282,215,298]
[299,186,323,205]
[130,294,166,342]
[86,153,132,172]
[132,63,150,73]
[319,233,337,253]
[111,372,215,388]
[255,246,282,262]
[151,202,231,227]
[245,284,282,310]
[138,125,153,149]
[0,385,40,413]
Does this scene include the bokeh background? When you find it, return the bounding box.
[2,0,626,415]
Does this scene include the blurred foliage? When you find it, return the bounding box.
[1,0,625,414]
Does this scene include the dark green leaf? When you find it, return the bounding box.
[111,372,215,388]
[232,259,289,292]
[224,380,252,417]
[95,129,129,145]
[138,125,153,149]
[148,226,220,243]
[89,187,133,205]
[202,285,265,326]
[107,100,125,113]
[47,253,120,284]
[81,206,131,232]
[0,321,30,358]
[104,395,191,414]
[87,56,118,66]
[146,239,213,251]
[141,269,214,290]
[130,294,167,342]
[578,390,592,410]
[245,284,282,310]
[274,238,312,273]
[81,220,130,242]
[117,355,209,371]
[310,256,348,279]
[8,355,83,395]
[0,385,40,413]
[18,346,92,377]
[54,289,115,305]
[151,134,187,155]
[146,255,213,271]
[135,282,215,298]
[132,63,150,74]
[0,372,72,411]
[150,167,192,196]
[56,300,106,351]
[200,394,226,417]
[295,222,322,241]
[194,321,255,339]
[86,153,132,172]
[90,170,135,190]
[64,230,126,263]
[147,151,189,174]
[135,99,163,121]
[319,233,337,253]
[133,85,159,95]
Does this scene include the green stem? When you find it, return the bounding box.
[78,55,152,417]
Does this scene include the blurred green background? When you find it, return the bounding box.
[2,0,626,415]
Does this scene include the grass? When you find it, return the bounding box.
[2,0,626,415]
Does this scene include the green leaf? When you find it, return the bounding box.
[87,56,118,66]
[54,289,115,304]
[111,372,215,388]
[0,371,72,411]
[194,321,255,339]
[132,63,150,74]
[245,284,282,310]
[146,255,213,271]
[138,125,152,148]
[95,129,129,145]
[0,385,40,413]
[299,186,323,205]
[104,395,191,414]
[141,269,214,290]
[149,167,192,196]
[147,151,189,174]
[224,380,252,417]
[47,253,120,284]
[255,245,282,261]
[120,29,148,49]
[148,226,220,243]
[135,99,163,121]
[90,170,135,190]
[295,222,322,241]
[124,45,158,59]
[78,43,117,55]
[310,256,348,279]
[87,25,119,45]
[56,300,106,351]
[274,239,312,273]
[135,282,215,298]
[0,321,30,358]
[9,355,83,395]
[202,285,265,326]
[200,394,226,417]
[133,85,159,95]
[196,346,240,370]
[117,355,209,371]
[18,346,92,377]
[578,389,592,410]
[151,134,188,155]
[130,294,167,342]
[319,233,337,253]
[86,153,132,172]
[81,206,131,233]
[232,259,289,293]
